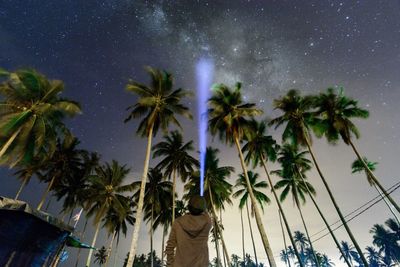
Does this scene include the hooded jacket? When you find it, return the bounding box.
[165,212,212,267]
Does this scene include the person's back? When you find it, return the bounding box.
[165,196,212,267]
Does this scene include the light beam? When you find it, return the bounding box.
[196,58,214,196]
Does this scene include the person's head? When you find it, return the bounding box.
[188,195,206,215]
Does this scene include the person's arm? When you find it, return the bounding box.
[165,223,177,267]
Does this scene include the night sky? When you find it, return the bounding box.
[1,1,400,266]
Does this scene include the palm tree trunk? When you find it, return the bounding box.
[234,136,277,267]
[105,232,116,267]
[113,242,119,267]
[85,222,101,267]
[126,126,154,266]
[37,175,56,210]
[75,218,89,267]
[297,169,352,267]
[304,137,369,267]
[278,209,291,267]
[209,188,231,266]
[0,127,22,159]
[259,155,303,267]
[349,140,400,214]
[150,205,154,267]
[220,210,227,267]
[240,209,245,263]
[213,226,221,267]
[15,177,28,200]
[295,200,320,267]
[172,168,177,224]
[245,201,258,267]
[161,225,167,266]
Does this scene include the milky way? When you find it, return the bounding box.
[1,1,399,266]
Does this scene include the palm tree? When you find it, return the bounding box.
[94,246,108,266]
[84,160,133,267]
[231,254,240,267]
[124,67,192,266]
[273,163,320,267]
[13,157,44,200]
[352,158,400,224]
[208,83,277,267]
[53,151,99,222]
[269,89,369,267]
[280,249,291,267]
[241,119,304,267]
[320,254,335,267]
[184,147,234,266]
[37,137,87,210]
[293,231,309,265]
[370,220,400,265]
[365,246,381,267]
[340,241,358,266]
[315,87,400,214]
[233,170,270,267]
[101,196,135,267]
[0,68,81,167]
[152,130,198,223]
[133,167,173,267]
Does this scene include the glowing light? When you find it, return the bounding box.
[196,58,214,196]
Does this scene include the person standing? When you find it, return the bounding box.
[165,195,212,267]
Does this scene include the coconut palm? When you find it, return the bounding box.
[94,246,108,266]
[101,195,135,267]
[315,87,400,215]
[184,147,234,266]
[269,89,369,267]
[124,67,192,266]
[152,130,198,223]
[340,241,359,266]
[233,170,270,266]
[365,246,381,267]
[13,157,44,200]
[241,119,303,267]
[320,254,335,267]
[133,167,173,267]
[370,221,400,265]
[0,68,80,167]
[84,160,133,267]
[37,137,87,210]
[273,164,320,267]
[352,158,400,224]
[275,143,352,267]
[208,83,277,267]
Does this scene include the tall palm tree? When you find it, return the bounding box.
[13,157,44,199]
[351,157,400,224]
[0,68,81,167]
[53,151,99,222]
[275,143,352,267]
[124,67,192,266]
[241,119,304,267]
[233,170,270,267]
[269,89,369,267]
[37,137,86,210]
[315,87,400,214]
[101,196,135,267]
[94,246,108,266]
[320,254,335,267]
[293,231,309,265]
[184,147,234,266]
[84,160,133,267]
[208,83,277,267]
[365,246,381,267]
[152,130,198,223]
[273,163,320,267]
[133,167,173,267]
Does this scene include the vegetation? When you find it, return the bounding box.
[1,67,399,267]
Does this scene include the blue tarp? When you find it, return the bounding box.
[0,196,73,267]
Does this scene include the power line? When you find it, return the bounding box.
[311,181,400,243]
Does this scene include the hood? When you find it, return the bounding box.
[177,213,210,238]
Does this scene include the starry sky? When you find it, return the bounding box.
[1,1,400,266]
